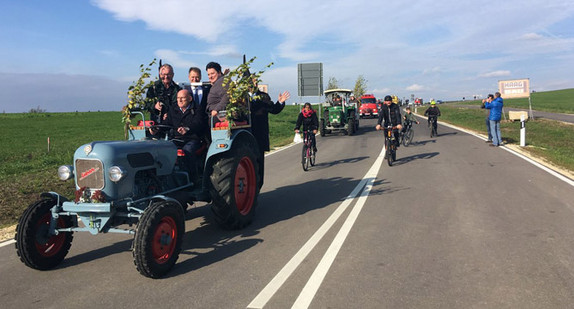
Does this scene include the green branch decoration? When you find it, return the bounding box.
[223,57,273,126]
[122,59,157,138]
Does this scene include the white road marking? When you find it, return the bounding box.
[292,149,383,309]
[247,144,386,309]
[0,239,15,248]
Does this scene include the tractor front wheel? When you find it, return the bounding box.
[15,198,73,270]
[133,201,184,278]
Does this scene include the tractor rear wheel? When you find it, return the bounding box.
[15,198,73,270]
[320,119,326,137]
[133,201,184,278]
[210,141,260,229]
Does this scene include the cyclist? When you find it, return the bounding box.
[402,106,419,134]
[424,101,441,134]
[294,102,319,152]
[376,95,402,146]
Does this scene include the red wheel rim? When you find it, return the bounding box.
[34,213,66,257]
[235,156,256,215]
[152,216,177,264]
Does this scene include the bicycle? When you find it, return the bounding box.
[301,129,316,171]
[384,125,399,166]
[400,121,415,146]
[428,116,438,138]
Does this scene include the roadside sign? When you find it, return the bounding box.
[298,63,323,97]
[498,78,530,98]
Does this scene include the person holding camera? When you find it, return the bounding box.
[481,94,494,143]
[146,64,181,124]
[484,92,504,147]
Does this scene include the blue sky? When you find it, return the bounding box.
[1,0,573,113]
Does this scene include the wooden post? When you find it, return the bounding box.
[47,137,50,152]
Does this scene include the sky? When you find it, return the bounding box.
[0,0,573,113]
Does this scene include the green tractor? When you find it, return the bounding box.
[320,89,360,136]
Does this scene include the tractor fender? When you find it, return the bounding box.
[40,192,69,206]
[203,129,258,189]
[205,129,258,166]
[149,195,183,209]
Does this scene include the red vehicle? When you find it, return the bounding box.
[359,94,378,118]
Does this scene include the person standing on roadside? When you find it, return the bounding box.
[481,94,494,143]
[484,92,504,147]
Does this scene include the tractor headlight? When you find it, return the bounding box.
[108,166,127,182]
[58,165,74,181]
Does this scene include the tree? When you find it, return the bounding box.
[353,75,368,99]
[327,77,339,90]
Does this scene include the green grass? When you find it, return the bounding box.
[450,88,574,114]
[0,108,300,228]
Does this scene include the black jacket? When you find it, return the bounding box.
[146,80,181,121]
[250,91,285,152]
[424,106,441,118]
[294,110,319,131]
[377,103,402,127]
[164,104,207,142]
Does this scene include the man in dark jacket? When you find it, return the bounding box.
[146,64,181,124]
[424,101,441,135]
[186,66,211,111]
[376,95,402,146]
[151,89,207,178]
[250,83,290,187]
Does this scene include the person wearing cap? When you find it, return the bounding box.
[376,95,402,147]
[484,92,504,147]
[424,100,441,135]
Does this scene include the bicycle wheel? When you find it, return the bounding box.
[387,146,393,166]
[301,145,309,171]
[404,128,414,146]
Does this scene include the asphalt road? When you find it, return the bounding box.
[2,117,574,309]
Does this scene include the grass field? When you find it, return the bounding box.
[0,106,301,228]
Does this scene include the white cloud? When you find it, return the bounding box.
[406,84,426,91]
[479,70,511,78]
[521,33,544,40]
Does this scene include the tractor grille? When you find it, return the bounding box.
[76,159,105,189]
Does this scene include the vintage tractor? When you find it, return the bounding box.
[14,103,261,278]
[320,89,359,136]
